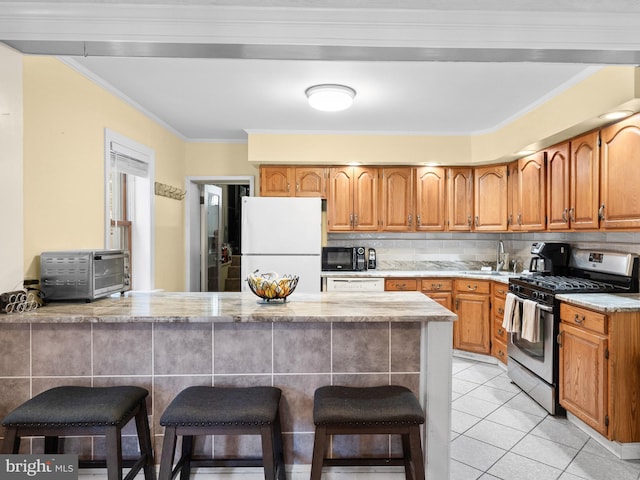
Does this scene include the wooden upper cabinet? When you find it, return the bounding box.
[260,166,326,197]
[517,152,546,231]
[380,167,414,231]
[600,114,640,229]
[327,166,379,232]
[546,142,571,230]
[295,167,327,197]
[415,166,446,231]
[474,165,508,231]
[447,167,473,231]
[570,131,600,230]
[260,166,295,196]
[507,161,518,230]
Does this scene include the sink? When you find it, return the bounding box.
[463,271,513,276]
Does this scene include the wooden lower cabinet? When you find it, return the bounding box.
[559,302,640,442]
[491,282,509,364]
[384,278,418,292]
[453,279,491,355]
[420,278,453,310]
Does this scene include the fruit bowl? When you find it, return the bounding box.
[246,271,299,302]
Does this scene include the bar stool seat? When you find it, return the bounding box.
[158,386,285,480]
[311,385,425,480]
[1,385,155,480]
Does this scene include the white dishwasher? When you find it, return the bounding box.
[325,277,385,292]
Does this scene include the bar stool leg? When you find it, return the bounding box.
[179,435,194,480]
[104,425,123,480]
[273,412,286,480]
[401,433,415,480]
[44,436,59,455]
[408,426,425,480]
[158,426,177,480]
[1,428,19,454]
[310,426,327,480]
[134,402,156,480]
[260,425,276,480]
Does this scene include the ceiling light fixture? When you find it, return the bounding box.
[599,110,634,121]
[305,84,356,112]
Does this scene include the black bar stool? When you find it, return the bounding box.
[1,385,155,480]
[310,385,425,480]
[158,386,286,480]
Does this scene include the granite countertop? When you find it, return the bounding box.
[556,293,640,313]
[321,269,515,283]
[1,291,457,324]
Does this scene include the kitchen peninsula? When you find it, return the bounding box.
[0,291,457,479]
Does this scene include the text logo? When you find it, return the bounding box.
[0,455,77,480]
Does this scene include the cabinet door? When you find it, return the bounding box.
[260,166,294,196]
[454,293,491,354]
[559,322,608,437]
[546,142,571,230]
[415,166,446,231]
[474,165,508,231]
[518,153,546,231]
[327,166,354,231]
[353,167,379,231]
[381,167,414,231]
[507,161,519,231]
[425,292,453,311]
[570,131,600,230]
[447,167,473,231]
[295,167,326,198]
[601,114,640,229]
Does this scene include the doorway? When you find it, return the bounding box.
[185,176,254,292]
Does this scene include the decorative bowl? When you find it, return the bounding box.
[246,271,299,302]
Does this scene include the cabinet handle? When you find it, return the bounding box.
[455,298,459,310]
[498,307,504,315]
[517,213,522,226]
[507,214,512,226]
[349,214,354,227]
[431,283,442,290]
[354,214,359,226]
[408,214,413,226]
[296,182,300,192]
[574,313,586,324]
[569,207,575,223]
[475,216,479,227]
[557,332,563,347]
[598,204,605,220]
[467,215,472,226]
[467,284,477,291]
[416,214,421,226]
[287,183,291,192]
[498,350,505,357]
[561,208,568,223]
[497,289,505,295]
[498,328,504,335]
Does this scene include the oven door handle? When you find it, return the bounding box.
[513,296,554,313]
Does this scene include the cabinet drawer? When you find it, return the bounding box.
[560,303,607,334]
[493,315,508,343]
[492,282,509,298]
[421,278,453,292]
[491,338,508,365]
[493,297,506,320]
[385,278,418,291]
[454,279,491,294]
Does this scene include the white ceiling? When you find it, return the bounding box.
[2,1,640,142]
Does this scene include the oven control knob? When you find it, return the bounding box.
[509,284,519,293]
[532,291,539,299]
[538,292,546,302]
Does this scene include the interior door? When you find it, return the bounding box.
[201,184,223,291]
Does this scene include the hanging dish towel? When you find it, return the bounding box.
[502,293,521,333]
[521,299,540,342]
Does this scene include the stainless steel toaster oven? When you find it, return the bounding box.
[40,250,131,301]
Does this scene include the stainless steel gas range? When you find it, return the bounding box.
[506,245,639,415]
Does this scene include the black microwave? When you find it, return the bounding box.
[322,247,367,271]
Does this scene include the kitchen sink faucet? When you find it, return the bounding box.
[496,240,506,272]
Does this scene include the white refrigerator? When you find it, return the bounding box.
[241,197,322,294]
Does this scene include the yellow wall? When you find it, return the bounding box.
[23,57,186,291]
[185,142,256,177]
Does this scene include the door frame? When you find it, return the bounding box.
[185,176,254,292]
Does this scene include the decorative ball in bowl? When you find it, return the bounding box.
[246,271,299,302]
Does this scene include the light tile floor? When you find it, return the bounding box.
[451,356,640,480]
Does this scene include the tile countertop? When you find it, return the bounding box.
[1,291,457,324]
[556,293,640,313]
[321,269,515,283]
